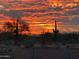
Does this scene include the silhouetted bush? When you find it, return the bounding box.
[0,31,79,45]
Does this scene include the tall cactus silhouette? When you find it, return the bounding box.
[53,20,59,41]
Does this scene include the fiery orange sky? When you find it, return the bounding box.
[0,0,79,35]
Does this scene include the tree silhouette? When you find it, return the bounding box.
[20,24,29,31]
[3,22,15,32]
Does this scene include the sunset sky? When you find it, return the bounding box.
[0,0,79,34]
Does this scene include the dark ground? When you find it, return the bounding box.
[0,45,79,59]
